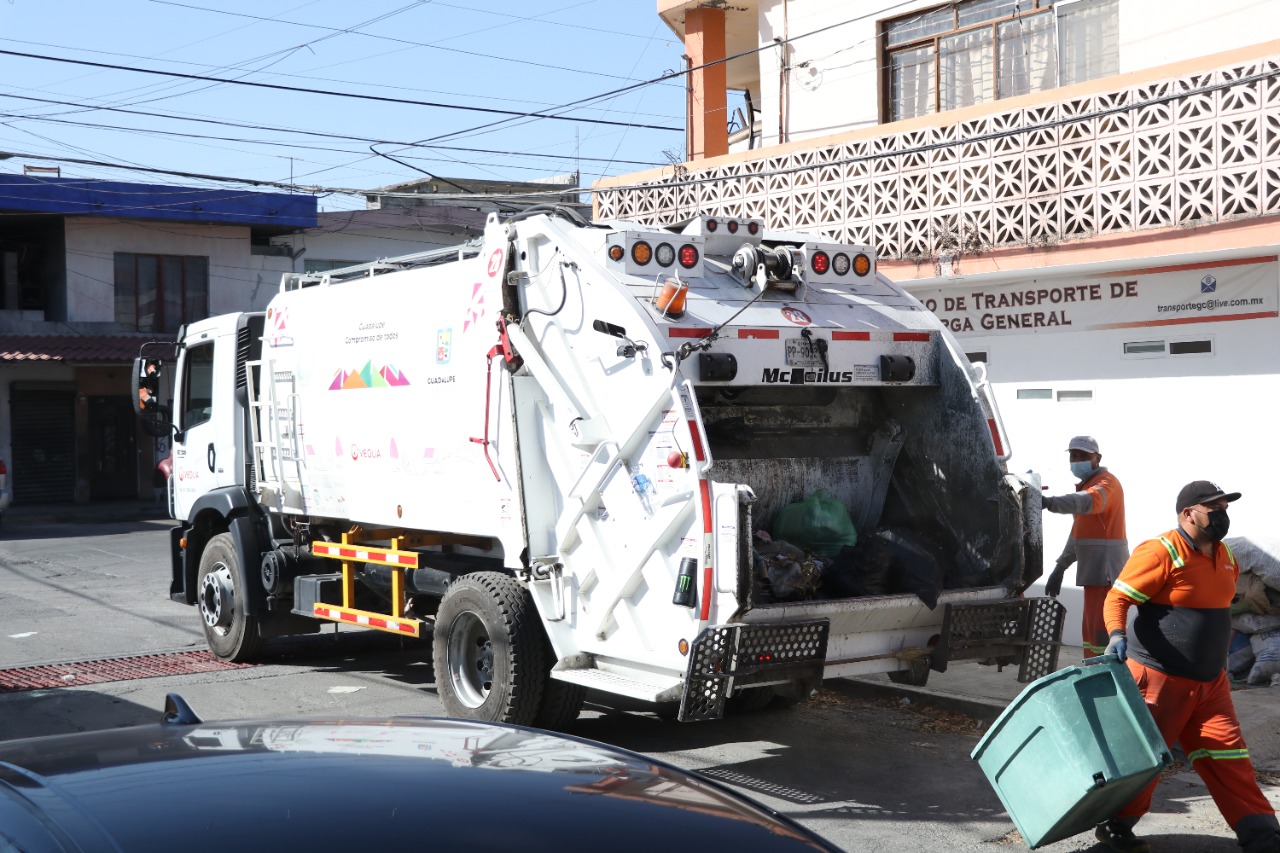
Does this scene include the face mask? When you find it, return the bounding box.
[1199,509,1230,542]
[1070,461,1095,481]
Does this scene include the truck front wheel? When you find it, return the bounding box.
[433,572,547,725]
[197,532,265,662]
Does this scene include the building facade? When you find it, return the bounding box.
[598,1,1280,641]
[0,173,314,505]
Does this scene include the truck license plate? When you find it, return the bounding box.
[785,338,824,367]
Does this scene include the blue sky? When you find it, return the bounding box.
[0,1,687,209]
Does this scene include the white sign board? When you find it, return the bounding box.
[908,257,1279,336]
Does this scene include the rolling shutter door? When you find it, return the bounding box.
[12,389,76,504]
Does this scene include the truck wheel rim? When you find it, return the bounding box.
[199,564,235,634]
[447,611,493,708]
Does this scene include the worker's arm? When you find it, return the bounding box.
[1043,538,1077,597]
[1103,540,1167,635]
[1043,472,1114,516]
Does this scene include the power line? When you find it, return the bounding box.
[0,97,663,167]
[143,0,679,86]
[0,47,682,132]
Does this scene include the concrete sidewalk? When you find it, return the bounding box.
[843,647,1280,772]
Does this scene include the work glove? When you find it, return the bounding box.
[1044,565,1066,598]
[1105,633,1127,662]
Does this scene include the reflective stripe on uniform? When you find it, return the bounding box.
[1188,747,1251,762]
[1157,536,1185,569]
[1112,579,1149,603]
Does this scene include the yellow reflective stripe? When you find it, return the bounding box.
[1222,541,1236,566]
[1157,536,1185,569]
[1188,748,1251,763]
[1113,579,1149,604]
[1083,641,1109,654]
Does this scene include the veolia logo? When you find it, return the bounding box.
[781,307,812,326]
[349,444,382,461]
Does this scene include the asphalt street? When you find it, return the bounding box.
[1,508,1276,852]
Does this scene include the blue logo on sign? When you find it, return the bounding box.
[1200,275,1217,293]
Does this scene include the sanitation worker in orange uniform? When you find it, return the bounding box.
[1095,481,1279,853]
[1041,435,1128,657]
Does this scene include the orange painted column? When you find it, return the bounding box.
[685,7,728,160]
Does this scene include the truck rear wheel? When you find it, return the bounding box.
[433,573,547,725]
[197,532,265,662]
[534,668,587,730]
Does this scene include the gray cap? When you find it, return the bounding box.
[1067,435,1099,454]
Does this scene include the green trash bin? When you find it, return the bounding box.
[970,655,1172,849]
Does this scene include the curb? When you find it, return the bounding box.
[830,676,1010,726]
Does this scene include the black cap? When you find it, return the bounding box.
[1175,480,1242,513]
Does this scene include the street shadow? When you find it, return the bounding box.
[0,689,164,740]
[1,518,173,541]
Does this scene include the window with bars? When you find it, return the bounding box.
[884,0,1118,121]
[114,252,210,333]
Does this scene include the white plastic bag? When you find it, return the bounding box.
[1247,629,1280,685]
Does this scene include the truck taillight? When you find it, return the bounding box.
[678,244,699,269]
[832,253,850,275]
[631,240,652,266]
[726,219,738,234]
[654,242,675,267]
[810,251,830,275]
[706,218,718,232]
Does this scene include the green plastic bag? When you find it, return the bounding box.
[770,489,858,559]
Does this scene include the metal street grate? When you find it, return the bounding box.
[0,651,256,693]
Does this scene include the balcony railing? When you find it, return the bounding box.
[596,52,1280,263]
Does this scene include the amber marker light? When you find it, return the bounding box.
[607,244,625,262]
[631,240,653,265]
[853,253,872,276]
[678,639,690,655]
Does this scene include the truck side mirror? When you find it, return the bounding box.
[133,357,163,414]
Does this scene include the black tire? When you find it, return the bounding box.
[726,685,778,713]
[533,634,586,729]
[197,532,265,662]
[534,678,587,730]
[433,572,547,725]
[887,657,931,686]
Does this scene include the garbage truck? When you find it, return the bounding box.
[134,207,1064,727]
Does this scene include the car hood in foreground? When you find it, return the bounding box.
[0,713,835,852]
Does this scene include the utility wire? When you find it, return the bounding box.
[0,97,662,166]
[0,48,682,132]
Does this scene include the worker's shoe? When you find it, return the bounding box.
[1237,814,1280,853]
[1094,820,1151,853]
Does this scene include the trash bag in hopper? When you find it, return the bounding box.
[770,489,858,560]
